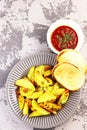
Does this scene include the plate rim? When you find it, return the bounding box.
[6,52,80,129]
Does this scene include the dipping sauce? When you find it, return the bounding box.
[51,26,78,51]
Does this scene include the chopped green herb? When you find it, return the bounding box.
[59,33,72,43]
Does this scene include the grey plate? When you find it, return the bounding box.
[6,53,80,129]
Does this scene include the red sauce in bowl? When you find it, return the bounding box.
[51,26,78,51]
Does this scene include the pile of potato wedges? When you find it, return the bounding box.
[15,65,69,117]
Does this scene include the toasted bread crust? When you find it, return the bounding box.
[53,62,85,91]
[56,49,87,74]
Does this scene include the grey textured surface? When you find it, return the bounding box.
[0,0,87,130]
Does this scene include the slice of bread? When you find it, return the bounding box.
[53,62,85,91]
[56,49,87,74]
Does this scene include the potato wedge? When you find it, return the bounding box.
[58,90,69,105]
[52,88,65,97]
[34,74,52,88]
[34,65,52,75]
[31,100,50,115]
[29,110,50,117]
[23,98,29,115]
[18,95,24,110]
[27,66,35,82]
[46,86,53,93]
[40,102,62,114]
[53,62,85,91]
[19,87,33,97]
[26,91,43,99]
[20,87,43,99]
[29,111,43,117]
[44,69,52,77]
[34,65,45,75]
[37,92,56,103]
[46,84,65,97]
[53,82,60,88]
[15,77,35,91]
[45,77,53,85]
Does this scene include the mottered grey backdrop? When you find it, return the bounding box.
[0,0,87,130]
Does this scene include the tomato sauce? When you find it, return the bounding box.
[51,26,78,51]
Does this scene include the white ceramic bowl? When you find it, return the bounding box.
[47,19,84,54]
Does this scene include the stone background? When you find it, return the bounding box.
[0,0,87,130]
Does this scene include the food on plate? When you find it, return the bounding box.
[18,95,24,110]
[29,110,50,117]
[15,49,87,117]
[58,90,70,105]
[37,92,56,103]
[15,77,35,91]
[56,49,87,74]
[27,66,35,83]
[19,87,43,99]
[44,69,52,77]
[23,98,29,115]
[53,62,85,91]
[34,74,53,88]
[39,102,62,115]
[15,64,69,117]
[29,100,50,117]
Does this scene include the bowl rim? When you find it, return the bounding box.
[6,52,80,129]
[47,19,84,54]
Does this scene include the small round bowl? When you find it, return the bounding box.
[47,19,84,54]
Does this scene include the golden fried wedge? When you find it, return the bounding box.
[52,88,65,97]
[31,100,50,115]
[23,98,29,115]
[35,65,52,75]
[29,110,50,117]
[40,102,62,114]
[53,82,60,88]
[19,87,43,99]
[37,92,56,103]
[15,77,35,91]
[44,69,52,77]
[26,91,43,99]
[27,66,35,82]
[19,87,33,97]
[18,95,24,110]
[35,65,45,75]
[29,111,43,117]
[45,77,53,85]
[57,49,87,74]
[34,74,52,88]
[39,103,57,115]
[58,90,69,105]
[53,62,85,91]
